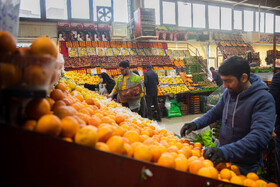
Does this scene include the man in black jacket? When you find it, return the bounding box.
[144,64,161,122]
[269,71,280,185]
[210,67,223,86]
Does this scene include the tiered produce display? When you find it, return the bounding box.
[0,31,278,187]
[214,33,254,61]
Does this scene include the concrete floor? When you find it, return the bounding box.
[158,114,204,136]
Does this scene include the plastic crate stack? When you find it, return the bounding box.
[189,95,200,114]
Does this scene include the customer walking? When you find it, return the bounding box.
[144,64,161,122]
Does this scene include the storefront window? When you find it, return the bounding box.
[208,5,220,29]
[19,0,41,18]
[265,13,274,33]
[113,0,128,23]
[178,2,192,27]
[233,10,242,30]
[71,0,90,19]
[255,12,265,32]
[193,4,205,28]
[275,15,280,33]
[144,0,160,25]
[162,1,175,25]
[244,10,254,32]
[46,0,68,20]
[221,7,232,30]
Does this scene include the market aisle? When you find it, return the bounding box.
[158,114,204,136]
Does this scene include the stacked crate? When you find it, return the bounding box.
[189,95,200,114]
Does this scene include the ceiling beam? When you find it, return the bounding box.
[232,0,248,7]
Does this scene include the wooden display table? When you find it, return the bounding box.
[0,125,238,186]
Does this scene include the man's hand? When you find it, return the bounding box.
[180,122,197,137]
[203,147,225,166]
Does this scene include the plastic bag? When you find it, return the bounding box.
[167,100,181,118]
[165,97,171,110]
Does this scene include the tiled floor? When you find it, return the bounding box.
[158,114,204,136]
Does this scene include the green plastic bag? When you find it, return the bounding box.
[167,100,182,118]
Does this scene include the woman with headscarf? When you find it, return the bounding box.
[99,72,116,94]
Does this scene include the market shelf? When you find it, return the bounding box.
[0,125,237,186]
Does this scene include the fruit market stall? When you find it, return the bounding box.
[0,31,278,187]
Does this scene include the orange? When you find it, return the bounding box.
[79,108,91,116]
[143,138,154,145]
[60,116,80,138]
[0,63,21,88]
[246,172,259,181]
[175,155,189,171]
[115,114,125,124]
[220,168,232,180]
[123,130,140,144]
[50,89,65,101]
[243,178,257,186]
[24,65,49,86]
[46,97,55,109]
[167,145,178,153]
[85,98,95,105]
[115,126,126,136]
[221,179,230,183]
[150,145,162,162]
[71,102,83,111]
[75,95,84,102]
[62,98,71,106]
[189,159,204,174]
[0,31,17,53]
[95,142,110,152]
[30,36,58,57]
[35,114,62,136]
[194,142,202,149]
[133,144,152,162]
[188,156,199,163]
[230,176,243,185]
[139,134,149,142]
[157,152,176,169]
[255,180,267,187]
[101,116,115,124]
[54,106,74,119]
[62,137,73,142]
[230,165,241,176]
[208,166,219,179]
[267,182,278,187]
[88,115,101,127]
[106,136,125,155]
[123,143,133,157]
[97,125,113,142]
[25,98,51,120]
[53,100,67,111]
[72,115,86,127]
[179,147,192,158]
[216,162,227,171]
[202,159,214,167]
[55,83,67,92]
[74,126,98,147]
[198,167,214,178]
[22,120,37,130]
[191,149,201,157]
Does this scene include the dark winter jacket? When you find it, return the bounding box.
[269,72,280,148]
[194,74,275,172]
[144,69,159,96]
[212,70,223,86]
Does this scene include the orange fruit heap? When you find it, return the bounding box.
[21,81,278,187]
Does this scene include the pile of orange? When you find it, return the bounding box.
[21,82,278,187]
